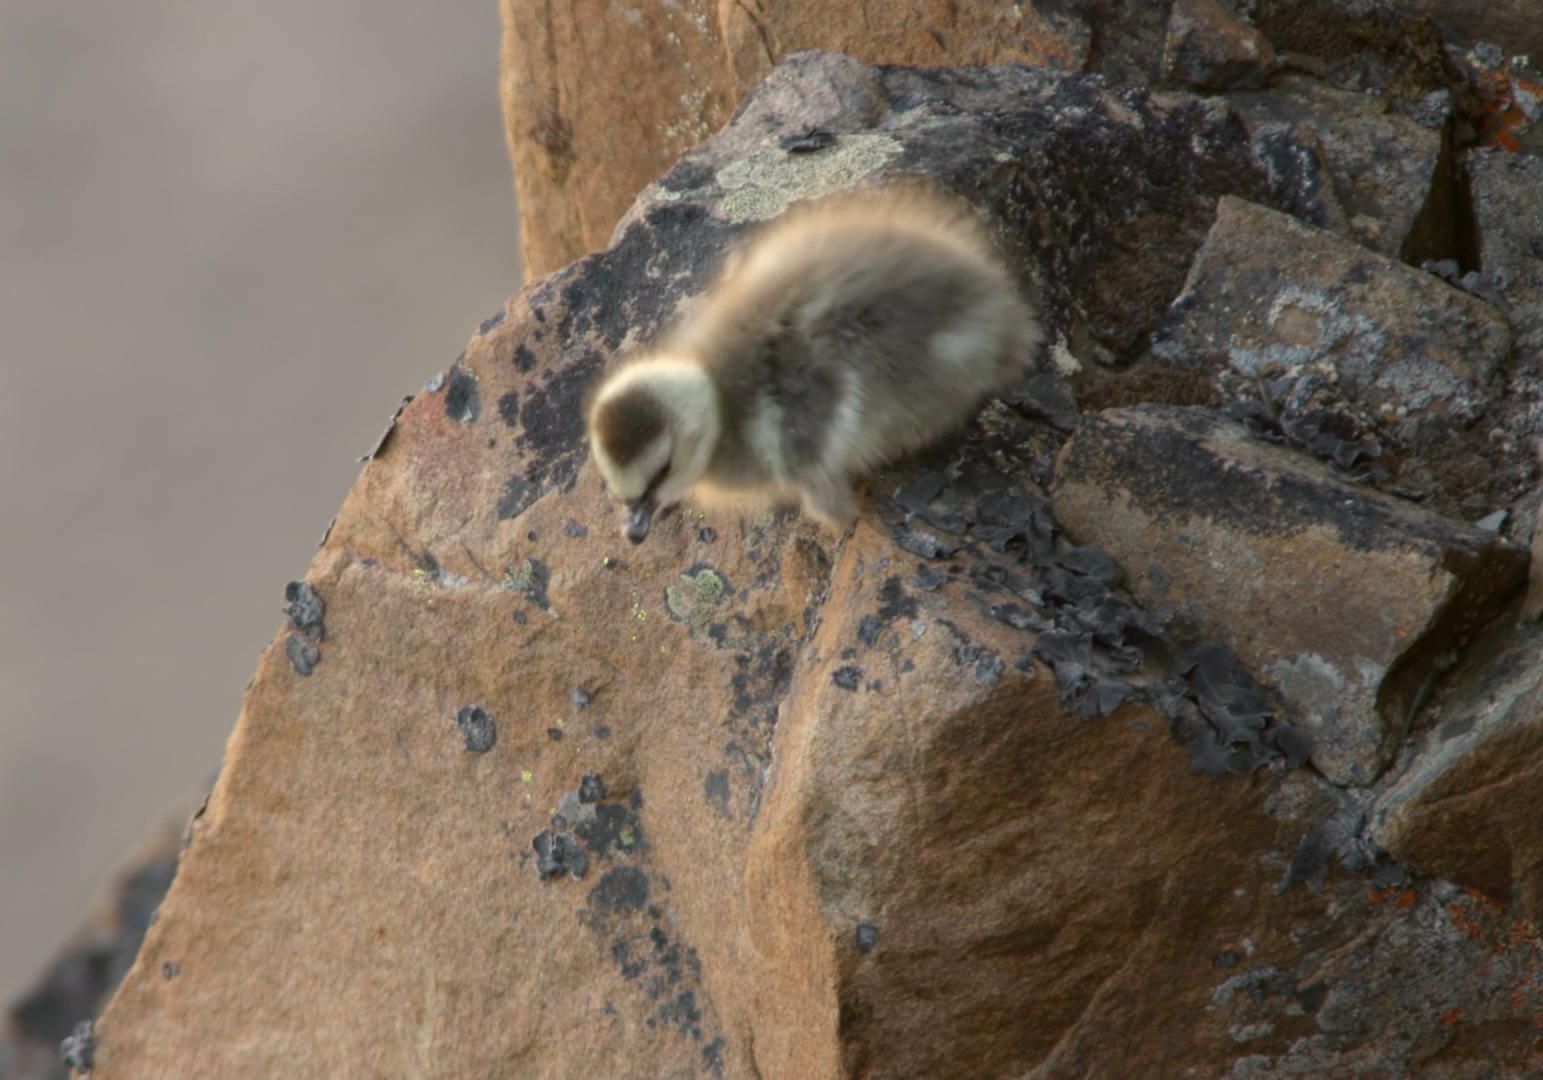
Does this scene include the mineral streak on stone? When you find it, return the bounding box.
[1053,405,1529,784]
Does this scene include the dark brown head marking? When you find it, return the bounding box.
[592,385,668,467]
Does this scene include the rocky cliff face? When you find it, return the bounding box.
[499,0,1543,278]
[68,37,1543,1078]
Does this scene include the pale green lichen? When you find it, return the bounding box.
[503,559,537,592]
[715,134,904,223]
[665,567,729,627]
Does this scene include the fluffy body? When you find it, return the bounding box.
[586,185,1044,541]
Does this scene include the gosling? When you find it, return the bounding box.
[585,184,1044,543]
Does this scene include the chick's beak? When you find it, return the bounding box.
[624,499,655,544]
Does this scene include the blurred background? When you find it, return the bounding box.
[0,2,519,1001]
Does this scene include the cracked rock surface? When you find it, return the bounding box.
[73,46,1543,1080]
[1052,404,1527,786]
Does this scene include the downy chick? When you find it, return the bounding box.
[586,184,1044,543]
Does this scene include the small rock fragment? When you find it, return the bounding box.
[60,1020,96,1071]
[1162,0,1276,91]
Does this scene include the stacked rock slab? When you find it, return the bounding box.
[1373,627,1543,915]
[86,53,1543,1078]
[1051,404,1527,786]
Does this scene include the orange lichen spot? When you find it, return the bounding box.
[1470,69,1540,152]
[1394,889,1418,909]
[1449,901,1487,941]
[1439,1007,1464,1027]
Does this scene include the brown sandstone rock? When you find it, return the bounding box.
[1051,404,1528,785]
[1227,75,1453,261]
[1163,0,1277,92]
[86,52,1543,1080]
[1467,148,1543,369]
[1373,628,1543,916]
[497,0,1173,279]
[1151,196,1510,436]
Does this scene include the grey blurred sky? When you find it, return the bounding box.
[0,2,519,998]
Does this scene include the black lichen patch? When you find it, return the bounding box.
[1158,643,1311,776]
[283,581,326,641]
[579,773,606,802]
[285,634,320,677]
[547,726,563,741]
[572,686,593,711]
[857,614,884,647]
[656,990,703,1039]
[832,665,864,691]
[915,563,949,591]
[563,518,589,539]
[589,865,650,915]
[857,576,921,651]
[512,343,536,373]
[704,770,731,818]
[497,390,520,427]
[575,801,646,859]
[1275,803,1404,894]
[503,557,551,610]
[162,961,180,980]
[60,1019,96,1071]
[533,829,589,880]
[881,412,1309,772]
[703,1036,726,1075]
[729,641,794,723]
[855,923,879,954]
[480,309,506,335]
[553,200,739,353]
[516,351,602,492]
[444,364,480,424]
[497,474,539,520]
[455,705,497,753]
[698,526,717,543]
[588,881,717,1048]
